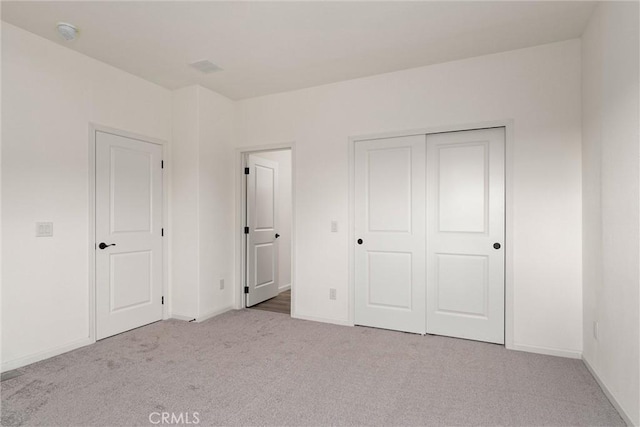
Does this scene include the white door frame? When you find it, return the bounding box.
[88,123,170,343]
[348,119,515,349]
[234,143,296,316]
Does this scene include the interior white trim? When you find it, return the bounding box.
[510,343,582,359]
[196,306,234,323]
[583,356,634,426]
[88,123,170,344]
[278,283,291,292]
[348,120,515,345]
[170,314,196,322]
[292,313,352,327]
[0,337,92,373]
[234,143,296,315]
[503,123,515,351]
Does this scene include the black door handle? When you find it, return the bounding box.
[357,239,363,245]
[275,233,280,239]
[493,243,501,250]
[98,242,116,250]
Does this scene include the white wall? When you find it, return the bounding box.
[171,85,235,321]
[170,86,199,318]
[581,2,640,425]
[236,40,584,355]
[255,150,292,291]
[197,86,236,318]
[1,23,171,370]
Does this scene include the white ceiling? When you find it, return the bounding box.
[2,1,596,100]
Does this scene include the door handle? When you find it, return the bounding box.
[493,243,501,250]
[275,233,280,239]
[357,239,363,245]
[98,242,116,250]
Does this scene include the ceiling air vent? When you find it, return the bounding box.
[189,60,223,74]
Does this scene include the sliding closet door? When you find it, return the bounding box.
[354,135,426,334]
[425,128,505,344]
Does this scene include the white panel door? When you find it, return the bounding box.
[426,128,505,344]
[246,155,280,307]
[95,131,163,340]
[355,135,426,334]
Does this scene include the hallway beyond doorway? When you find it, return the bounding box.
[249,290,291,315]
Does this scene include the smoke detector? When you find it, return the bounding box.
[56,22,78,41]
[189,60,223,74]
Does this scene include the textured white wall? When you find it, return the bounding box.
[236,40,584,355]
[1,23,171,370]
[581,2,640,424]
[254,150,292,290]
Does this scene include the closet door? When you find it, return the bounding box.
[95,131,163,340]
[354,135,426,334]
[425,128,505,344]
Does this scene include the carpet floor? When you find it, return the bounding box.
[1,310,624,426]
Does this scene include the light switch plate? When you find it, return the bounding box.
[36,222,53,237]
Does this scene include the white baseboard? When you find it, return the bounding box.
[278,283,291,292]
[583,356,635,426]
[292,312,353,327]
[1,337,93,373]
[507,342,582,359]
[196,306,234,323]
[170,313,197,322]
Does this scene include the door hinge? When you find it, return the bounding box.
[244,286,249,294]
[244,167,250,175]
[161,296,164,305]
[161,228,164,237]
[161,160,164,169]
[244,226,249,234]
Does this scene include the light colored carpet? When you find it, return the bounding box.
[1,309,624,426]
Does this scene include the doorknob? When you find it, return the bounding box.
[493,243,501,250]
[98,242,116,250]
[357,239,363,245]
[275,233,280,239]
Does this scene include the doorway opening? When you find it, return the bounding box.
[240,148,293,316]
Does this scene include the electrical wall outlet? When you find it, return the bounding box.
[219,279,225,290]
[329,288,337,300]
[331,220,338,233]
[36,222,53,237]
[593,321,599,340]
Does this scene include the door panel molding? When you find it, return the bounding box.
[88,123,169,344]
[434,253,489,318]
